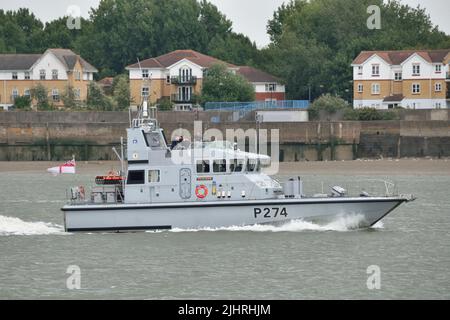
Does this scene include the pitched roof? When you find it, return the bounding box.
[48,49,98,72]
[126,49,236,69]
[237,66,281,83]
[98,77,114,85]
[0,54,41,70]
[0,49,98,72]
[352,49,450,65]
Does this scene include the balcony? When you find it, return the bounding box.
[170,76,197,85]
[171,94,194,104]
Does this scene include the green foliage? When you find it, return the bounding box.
[308,94,351,120]
[61,86,79,109]
[87,82,116,111]
[201,63,255,104]
[264,0,450,101]
[157,97,173,111]
[344,108,399,121]
[13,96,32,110]
[112,75,131,110]
[30,84,52,110]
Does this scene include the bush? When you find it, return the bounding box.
[344,108,399,121]
[157,97,173,111]
[308,94,350,120]
[13,96,32,110]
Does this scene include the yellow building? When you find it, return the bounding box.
[0,48,97,110]
[126,49,285,111]
[352,49,450,109]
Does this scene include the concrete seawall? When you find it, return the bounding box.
[0,111,449,161]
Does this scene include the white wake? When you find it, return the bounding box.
[0,215,65,236]
[171,214,383,233]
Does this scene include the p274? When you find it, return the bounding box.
[254,207,288,219]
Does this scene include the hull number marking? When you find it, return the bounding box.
[254,207,288,218]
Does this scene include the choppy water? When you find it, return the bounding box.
[0,169,449,299]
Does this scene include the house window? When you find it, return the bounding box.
[436,102,442,109]
[196,160,210,173]
[74,89,81,100]
[371,64,380,76]
[412,83,421,94]
[166,75,171,84]
[52,70,58,80]
[265,83,277,92]
[371,83,380,95]
[435,83,442,92]
[40,70,46,80]
[435,65,442,73]
[24,72,30,80]
[148,170,160,183]
[141,87,149,98]
[24,89,30,97]
[12,72,18,80]
[357,84,363,93]
[11,89,19,101]
[357,66,363,75]
[142,69,149,79]
[394,72,402,81]
[412,64,420,76]
[179,67,192,82]
[75,71,81,81]
[52,89,60,102]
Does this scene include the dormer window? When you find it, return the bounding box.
[371,64,380,76]
[412,64,420,76]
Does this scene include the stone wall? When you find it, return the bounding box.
[0,111,449,161]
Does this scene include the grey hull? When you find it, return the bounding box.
[62,197,407,232]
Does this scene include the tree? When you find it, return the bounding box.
[112,75,131,110]
[264,0,450,101]
[61,86,79,109]
[31,84,51,110]
[201,63,255,104]
[87,82,116,110]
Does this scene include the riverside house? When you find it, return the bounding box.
[126,49,285,111]
[0,48,98,110]
[352,49,450,109]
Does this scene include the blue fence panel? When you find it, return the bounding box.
[204,100,310,111]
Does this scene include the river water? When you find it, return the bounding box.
[0,169,449,299]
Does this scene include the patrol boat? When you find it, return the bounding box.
[62,104,415,232]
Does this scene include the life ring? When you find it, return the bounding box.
[195,185,208,199]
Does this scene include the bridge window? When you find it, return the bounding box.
[247,159,257,172]
[229,159,244,172]
[213,160,227,173]
[127,170,145,185]
[148,170,160,183]
[197,160,210,173]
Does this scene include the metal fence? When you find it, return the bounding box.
[204,100,310,112]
